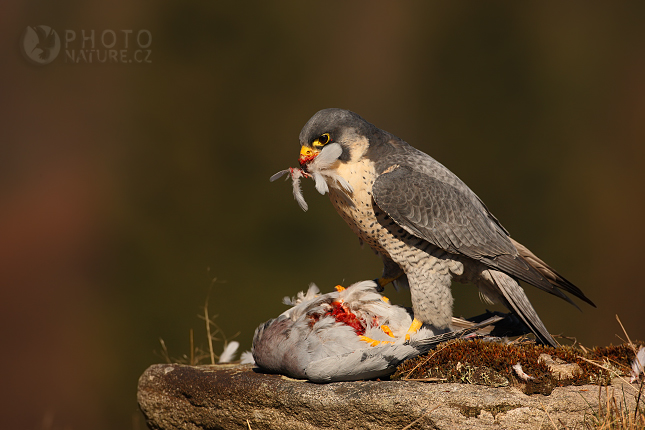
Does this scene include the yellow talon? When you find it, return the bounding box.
[359,335,394,347]
[381,296,390,303]
[405,318,423,341]
[377,273,404,288]
[380,325,395,338]
[334,285,345,292]
[359,335,380,347]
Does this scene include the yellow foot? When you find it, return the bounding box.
[405,318,423,341]
[380,325,395,338]
[377,273,404,289]
[334,285,345,292]
[359,335,394,347]
[359,325,397,346]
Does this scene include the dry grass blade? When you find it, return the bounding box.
[204,288,216,365]
[577,318,645,430]
[577,355,638,394]
[400,405,439,430]
[156,274,240,366]
[635,382,644,423]
[616,315,635,352]
[539,400,558,430]
[189,328,195,366]
[618,314,645,385]
[158,338,171,364]
[554,334,579,347]
[588,384,645,429]
[403,340,456,380]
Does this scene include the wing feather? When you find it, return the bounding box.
[372,165,585,305]
[372,165,515,257]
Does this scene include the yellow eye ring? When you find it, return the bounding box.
[313,133,331,148]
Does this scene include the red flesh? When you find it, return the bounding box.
[307,301,380,337]
[329,301,365,335]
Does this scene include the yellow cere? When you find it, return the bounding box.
[300,146,315,157]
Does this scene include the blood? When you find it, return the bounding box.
[307,301,379,336]
[328,301,366,336]
[299,154,317,167]
[289,166,310,178]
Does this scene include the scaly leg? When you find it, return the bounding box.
[375,254,406,292]
[359,324,396,347]
[404,318,423,341]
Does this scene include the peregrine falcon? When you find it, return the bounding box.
[273,108,595,347]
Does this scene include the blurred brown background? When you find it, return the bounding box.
[1,2,644,429]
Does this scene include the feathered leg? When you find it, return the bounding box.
[406,269,454,332]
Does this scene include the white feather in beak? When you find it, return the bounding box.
[270,142,354,212]
[270,167,309,211]
[311,142,342,169]
[289,168,308,211]
[307,143,354,195]
[269,169,290,182]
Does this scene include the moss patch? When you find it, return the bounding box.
[391,340,642,395]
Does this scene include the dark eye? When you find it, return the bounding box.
[319,133,330,145]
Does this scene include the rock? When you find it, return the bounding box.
[137,363,639,430]
[538,353,583,380]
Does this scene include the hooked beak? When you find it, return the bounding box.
[299,145,320,168]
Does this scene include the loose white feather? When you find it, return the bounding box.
[512,362,534,381]
[291,174,308,211]
[270,167,310,211]
[269,169,289,182]
[630,346,645,383]
[270,141,349,211]
[240,351,255,365]
[283,284,320,306]
[219,341,240,363]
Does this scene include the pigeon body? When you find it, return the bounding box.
[252,281,501,382]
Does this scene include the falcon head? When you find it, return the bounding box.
[298,108,377,170]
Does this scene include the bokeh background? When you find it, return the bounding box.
[2,2,644,429]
